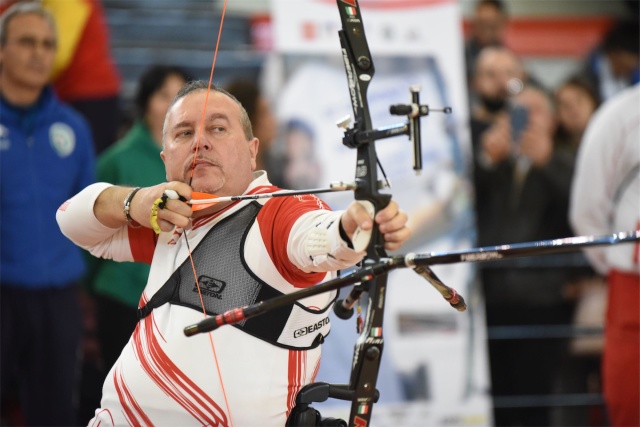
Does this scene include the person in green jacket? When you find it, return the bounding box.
[90,65,191,372]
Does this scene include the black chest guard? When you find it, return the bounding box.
[137,202,333,350]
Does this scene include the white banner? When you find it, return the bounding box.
[272,0,469,129]
[274,0,458,55]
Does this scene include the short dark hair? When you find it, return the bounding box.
[602,18,639,55]
[0,2,57,47]
[559,75,601,108]
[475,0,506,14]
[164,80,253,140]
[135,65,192,118]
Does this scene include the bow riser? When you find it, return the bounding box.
[337,1,390,424]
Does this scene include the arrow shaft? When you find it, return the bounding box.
[189,184,356,205]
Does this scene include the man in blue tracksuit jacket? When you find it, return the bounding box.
[0,3,96,425]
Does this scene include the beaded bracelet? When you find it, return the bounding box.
[123,187,142,228]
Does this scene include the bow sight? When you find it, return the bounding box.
[339,85,452,175]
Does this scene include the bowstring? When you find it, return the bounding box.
[182,1,234,425]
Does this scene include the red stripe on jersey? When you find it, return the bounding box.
[128,227,157,264]
[123,380,151,425]
[193,204,237,229]
[138,292,148,312]
[311,356,321,383]
[258,195,330,288]
[192,185,280,229]
[113,366,149,426]
[132,315,228,425]
[112,369,133,424]
[286,350,306,419]
[89,409,114,426]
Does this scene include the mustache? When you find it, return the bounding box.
[183,156,220,175]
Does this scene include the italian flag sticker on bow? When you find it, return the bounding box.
[345,6,357,16]
[371,327,382,337]
[358,404,369,415]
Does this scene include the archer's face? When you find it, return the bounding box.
[0,13,56,92]
[161,90,258,196]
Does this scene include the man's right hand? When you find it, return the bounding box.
[94,182,194,232]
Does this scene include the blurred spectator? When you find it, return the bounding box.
[554,76,600,153]
[47,0,121,155]
[0,3,96,425]
[0,0,122,155]
[469,46,527,142]
[570,84,639,427]
[579,18,640,102]
[0,0,123,155]
[225,79,278,173]
[86,65,190,396]
[472,80,577,426]
[464,0,508,85]
[282,118,321,190]
[474,83,574,251]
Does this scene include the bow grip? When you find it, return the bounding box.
[354,190,391,258]
[350,201,375,252]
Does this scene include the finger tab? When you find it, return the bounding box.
[351,200,375,252]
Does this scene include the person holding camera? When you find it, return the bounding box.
[470,46,578,426]
[470,47,573,245]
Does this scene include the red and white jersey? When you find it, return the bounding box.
[58,172,365,426]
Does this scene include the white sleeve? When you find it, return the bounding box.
[288,210,366,273]
[569,119,610,274]
[56,182,134,262]
[569,93,627,275]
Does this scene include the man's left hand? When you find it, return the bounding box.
[341,200,411,252]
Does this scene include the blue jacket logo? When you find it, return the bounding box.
[49,122,75,157]
[0,125,9,151]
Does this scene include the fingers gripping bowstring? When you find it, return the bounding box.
[181,1,235,425]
